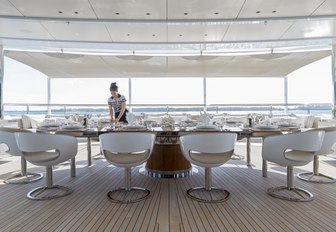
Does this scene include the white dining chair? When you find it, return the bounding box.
[297,127,336,183]
[15,132,78,200]
[0,127,43,184]
[99,132,155,203]
[262,130,325,202]
[179,133,237,203]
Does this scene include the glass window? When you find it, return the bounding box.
[51,78,129,104]
[207,78,285,104]
[131,78,203,104]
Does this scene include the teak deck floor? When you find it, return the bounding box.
[0,138,335,232]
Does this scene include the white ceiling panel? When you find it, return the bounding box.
[106,23,167,43]
[238,0,325,18]
[168,24,228,43]
[89,0,166,19]
[167,0,245,19]
[0,0,22,16]
[0,20,54,40]
[41,22,112,42]
[9,0,97,18]
[224,21,292,42]
[313,0,336,15]
[282,20,336,40]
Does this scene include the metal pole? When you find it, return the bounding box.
[128,78,132,112]
[203,77,207,112]
[284,76,288,114]
[332,45,336,117]
[0,45,4,119]
[47,77,51,115]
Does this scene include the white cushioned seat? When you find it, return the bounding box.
[100,132,155,203]
[262,130,325,202]
[15,132,78,200]
[180,133,237,203]
[297,127,336,183]
[0,127,43,184]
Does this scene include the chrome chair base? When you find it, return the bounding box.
[4,172,43,184]
[297,172,336,183]
[186,187,230,203]
[107,187,150,204]
[230,153,245,160]
[27,185,73,200]
[267,186,314,202]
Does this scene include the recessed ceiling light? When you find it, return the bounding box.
[115,12,119,15]
[272,10,277,13]
[127,34,130,36]
[184,13,188,15]
[20,29,32,34]
[74,11,78,14]
[58,11,63,14]
[152,34,156,36]
[204,34,208,36]
[256,11,261,14]
[146,13,150,15]
[214,12,219,15]
[179,34,183,37]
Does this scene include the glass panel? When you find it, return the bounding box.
[51,78,129,104]
[207,77,284,104]
[131,78,203,104]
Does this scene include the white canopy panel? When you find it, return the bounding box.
[5,50,330,78]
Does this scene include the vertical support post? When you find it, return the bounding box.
[47,77,51,115]
[128,78,132,112]
[21,156,27,176]
[203,77,207,112]
[287,166,294,189]
[332,45,336,117]
[313,155,319,175]
[284,76,288,114]
[87,137,92,166]
[46,166,53,188]
[205,167,212,190]
[0,45,4,119]
[125,167,131,191]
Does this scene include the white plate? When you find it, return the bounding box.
[61,125,84,130]
[254,125,277,129]
[40,124,60,128]
[277,123,297,128]
[196,125,219,130]
[123,125,146,130]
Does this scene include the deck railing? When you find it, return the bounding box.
[2,102,333,118]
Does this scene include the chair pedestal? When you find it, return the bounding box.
[297,156,336,183]
[107,167,150,204]
[186,167,230,203]
[267,166,314,202]
[27,166,73,200]
[4,157,43,184]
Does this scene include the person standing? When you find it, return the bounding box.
[108,82,128,123]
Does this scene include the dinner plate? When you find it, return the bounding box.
[277,123,297,128]
[195,125,219,130]
[254,125,277,130]
[123,125,146,130]
[61,125,84,130]
[39,123,60,128]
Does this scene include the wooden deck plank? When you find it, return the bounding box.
[1,140,336,232]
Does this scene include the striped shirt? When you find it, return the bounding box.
[108,94,126,113]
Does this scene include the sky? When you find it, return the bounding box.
[3,56,333,107]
